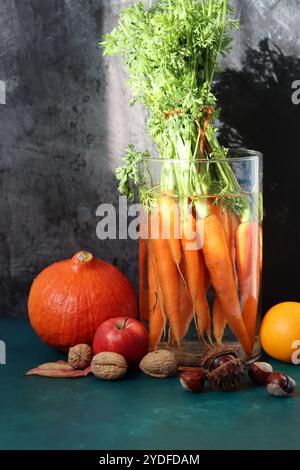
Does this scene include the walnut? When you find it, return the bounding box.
[68,344,93,370]
[140,349,178,378]
[91,352,128,380]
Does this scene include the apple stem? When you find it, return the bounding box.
[121,317,128,330]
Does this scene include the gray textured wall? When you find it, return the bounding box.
[0,0,299,318]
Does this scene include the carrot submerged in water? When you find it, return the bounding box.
[235,221,257,307]
[211,206,229,344]
[148,242,165,350]
[158,195,192,293]
[159,195,182,266]
[202,213,252,355]
[151,213,182,346]
[236,221,261,348]
[178,260,194,340]
[181,213,211,339]
[243,295,258,350]
[259,225,263,274]
[211,206,239,344]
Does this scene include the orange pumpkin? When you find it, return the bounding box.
[28,251,137,350]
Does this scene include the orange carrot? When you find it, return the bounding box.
[243,295,258,350]
[229,211,240,282]
[182,213,211,340]
[235,221,257,307]
[211,206,240,344]
[211,206,229,343]
[211,205,230,246]
[159,195,182,266]
[178,259,194,339]
[211,205,239,277]
[139,238,148,322]
[165,258,194,345]
[239,221,261,348]
[259,225,263,274]
[158,195,190,305]
[151,214,181,346]
[148,244,165,350]
[202,213,252,355]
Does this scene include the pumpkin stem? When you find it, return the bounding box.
[76,251,93,264]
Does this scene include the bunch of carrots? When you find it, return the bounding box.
[102,0,263,358]
[140,195,262,357]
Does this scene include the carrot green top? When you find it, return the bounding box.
[102,0,260,221]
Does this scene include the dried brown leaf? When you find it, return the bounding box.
[25,361,91,378]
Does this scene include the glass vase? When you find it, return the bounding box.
[139,150,263,366]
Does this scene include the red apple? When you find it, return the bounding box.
[93,317,149,367]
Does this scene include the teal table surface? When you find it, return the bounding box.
[0,319,300,451]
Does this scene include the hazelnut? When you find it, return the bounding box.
[180,370,205,393]
[91,352,128,380]
[68,344,93,370]
[266,372,296,397]
[248,362,273,385]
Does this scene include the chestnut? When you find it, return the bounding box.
[266,372,296,397]
[248,362,273,385]
[210,354,235,371]
[180,370,205,393]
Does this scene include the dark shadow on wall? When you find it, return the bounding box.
[215,39,300,311]
[0,0,137,318]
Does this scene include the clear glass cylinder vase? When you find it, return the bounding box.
[139,150,263,365]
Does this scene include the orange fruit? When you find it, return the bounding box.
[260,302,300,363]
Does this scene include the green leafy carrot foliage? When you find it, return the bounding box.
[102,1,248,216]
[102,0,238,156]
